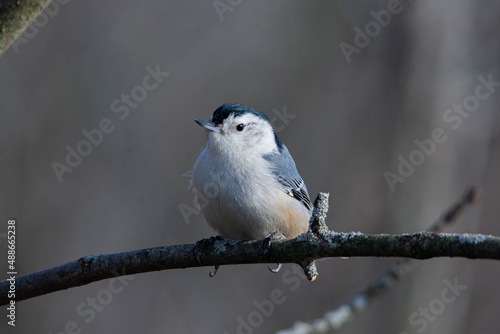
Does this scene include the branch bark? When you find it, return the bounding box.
[276,187,481,334]
[0,190,498,305]
[0,0,53,56]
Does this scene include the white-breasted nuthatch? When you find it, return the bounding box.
[190,104,312,243]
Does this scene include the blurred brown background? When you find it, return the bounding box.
[1,1,499,333]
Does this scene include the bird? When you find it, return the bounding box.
[189,103,312,245]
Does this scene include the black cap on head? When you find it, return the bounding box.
[211,104,270,125]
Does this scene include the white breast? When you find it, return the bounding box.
[191,145,309,240]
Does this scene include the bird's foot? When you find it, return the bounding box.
[263,232,285,273]
[193,235,225,277]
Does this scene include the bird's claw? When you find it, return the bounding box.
[209,265,220,277]
[263,233,284,273]
[268,263,282,273]
[263,234,274,255]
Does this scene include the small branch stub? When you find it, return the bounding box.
[301,260,319,282]
[308,192,330,237]
[300,192,330,280]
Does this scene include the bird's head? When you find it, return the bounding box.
[195,104,280,156]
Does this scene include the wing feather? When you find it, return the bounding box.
[263,136,312,211]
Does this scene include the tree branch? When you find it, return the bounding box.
[0,0,52,56]
[1,189,497,306]
[276,187,481,334]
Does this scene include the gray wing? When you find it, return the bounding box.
[263,136,312,211]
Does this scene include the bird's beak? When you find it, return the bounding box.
[195,119,221,133]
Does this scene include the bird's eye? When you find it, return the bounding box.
[236,124,245,132]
